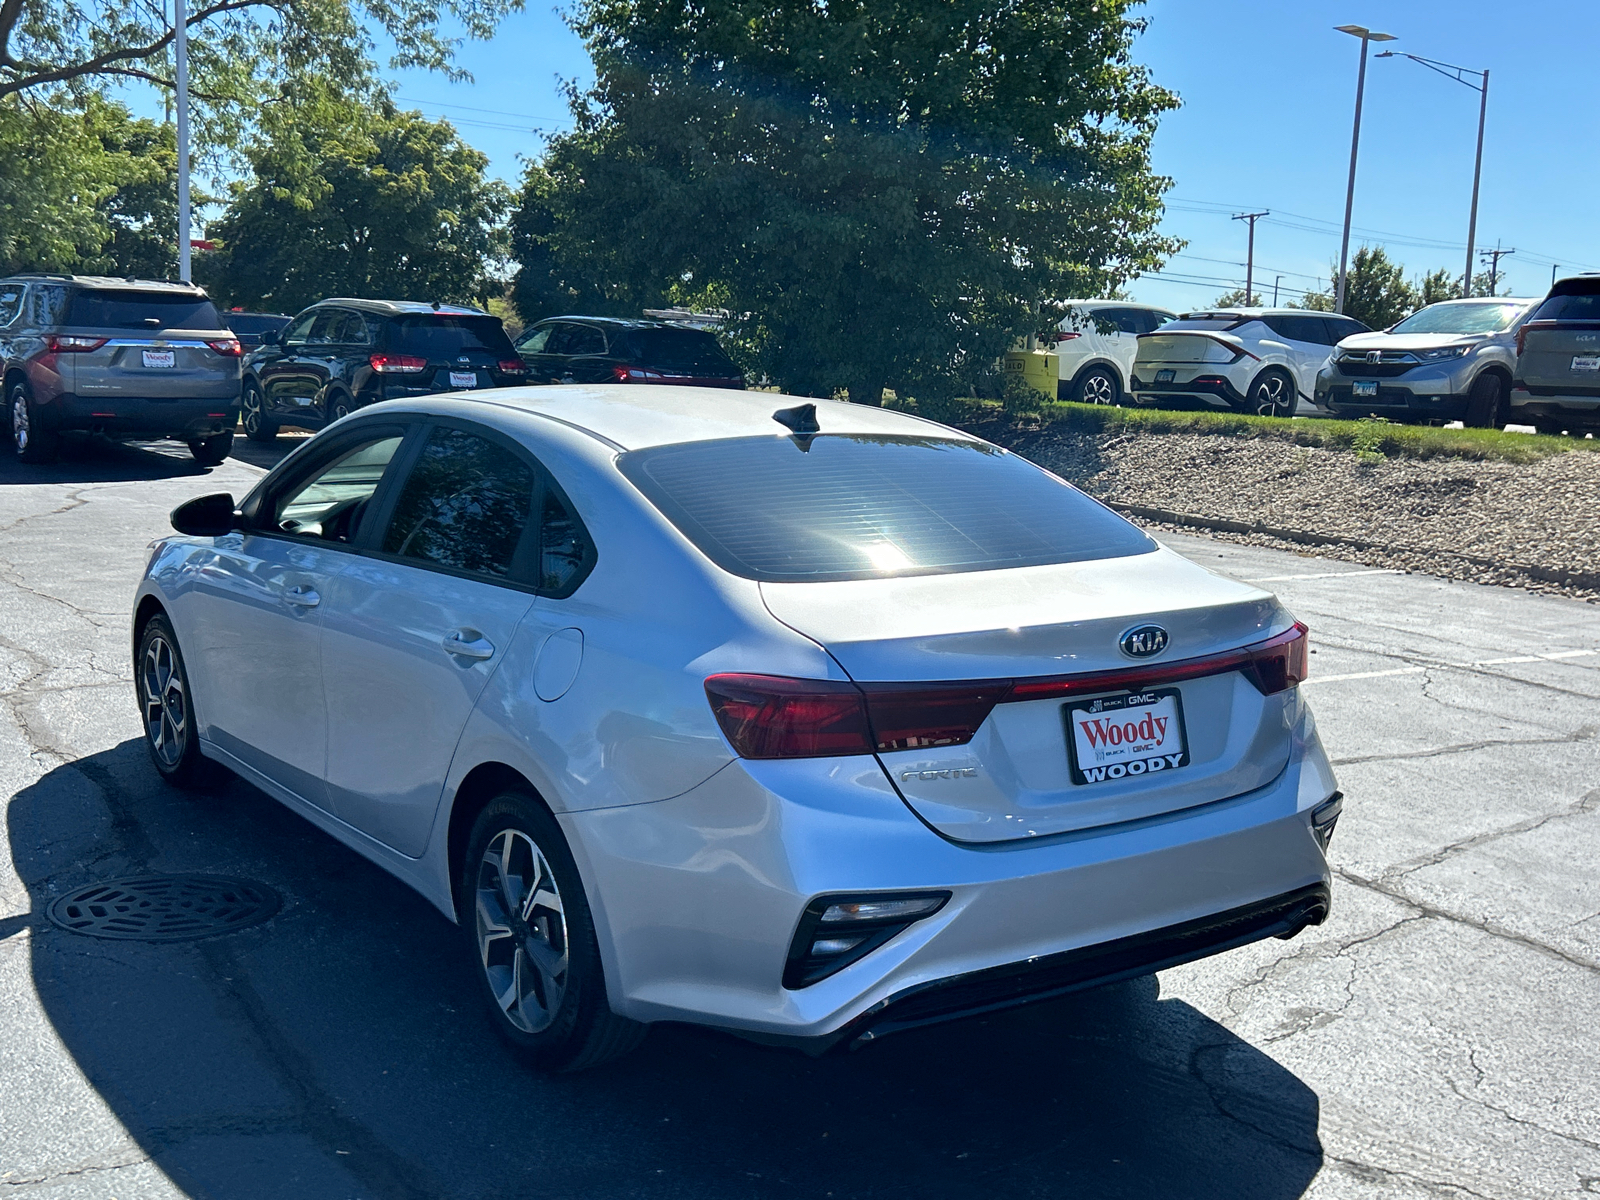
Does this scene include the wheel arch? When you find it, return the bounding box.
[1068,356,1128,392]
[445,761,549,922]
[132,594,168,665]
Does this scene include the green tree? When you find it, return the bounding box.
[1211,288,1262,308]
[1332,245,1417,329]
[1416,267,1457,307]
[0,0,521,159]
[1291,290,1334,312]
[0,93,202,276]
[514,0,1182,402]
[198,101,512,312]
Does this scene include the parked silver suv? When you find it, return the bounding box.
[1,275,242,465]
[1316,297,1536,428]
[1510,275,1600,435]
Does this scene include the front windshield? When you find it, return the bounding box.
[1391,302,1526,336]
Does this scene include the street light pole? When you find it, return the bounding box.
[1377,52,1489,299]
[1334,25,1395,315]
[175,0,191,283]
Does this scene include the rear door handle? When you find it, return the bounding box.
[283,585,320,607]
[443,630,495,660]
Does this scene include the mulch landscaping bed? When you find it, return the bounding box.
[956,413,1600,602]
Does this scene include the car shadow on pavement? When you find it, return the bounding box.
[0,432,304,487]
[8,742,1325,1200]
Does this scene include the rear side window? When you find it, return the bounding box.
[618,435,1155,583]
[613,328,737,373]
[225,314,289,338]
[562,324,607,356]
[1265,315,1331,344]
[0,287,20,325]
[65,290,220,330]
[539,487,594,594]
[382,428,537,579]
[390,316,517,360]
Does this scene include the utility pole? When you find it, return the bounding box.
[1273,275,1283,306]
[1479,243,1514,296]
[1233,211,1269,305]
[1334,25,1396,314]
[175,0,191,283]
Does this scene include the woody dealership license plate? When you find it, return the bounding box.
[1065,688,1189,785]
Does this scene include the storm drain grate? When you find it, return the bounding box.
[47,875,281,942]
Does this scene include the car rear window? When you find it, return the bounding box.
[66,290,221,330]
[1529,293,1600,322]
[1391,302,1526,334]
[617,434,1156,582]
[612,327,739,375]
[390,315,516,359]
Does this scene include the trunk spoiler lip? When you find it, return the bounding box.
[854,620,1306,707]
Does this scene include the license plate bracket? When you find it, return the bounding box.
[1064,688,1190,786]
[449,370,478,388]
[142,349,175,369]
[1155,368,1176,383]
[1571,355,1600,373]
[1352,380,1379,398]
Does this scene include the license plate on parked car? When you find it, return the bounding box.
[1155,369,1175,383]
[449,371,478,388]
[142,350,175,368]
[1571,356,1600,373]
[1064,688,1189,786]
[1352,380,1378,398]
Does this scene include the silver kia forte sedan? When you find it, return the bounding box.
[133,386,1341,1070]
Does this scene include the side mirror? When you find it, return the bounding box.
[170,493,238,537]
[259,328,280,346]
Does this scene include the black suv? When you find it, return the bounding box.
[515,316,744,388]
[224,309,292,350]
[241,299,527,441]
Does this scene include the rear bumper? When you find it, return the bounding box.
[564,700,1338,1049]
[41,392,239,439]
[1130,373,1245,409]
[1509,386,1600,423]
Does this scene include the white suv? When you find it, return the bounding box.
[1132,309,1370,417]
[1052,301,1177,404]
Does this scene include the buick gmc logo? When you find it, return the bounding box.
[1119,625,1169,659]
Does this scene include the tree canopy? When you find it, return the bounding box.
[197,100,511,313]
[514,0,1181,401]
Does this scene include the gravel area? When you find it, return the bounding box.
[966,419,1600,602]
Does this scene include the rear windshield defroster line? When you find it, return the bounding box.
[617,434,1156,583]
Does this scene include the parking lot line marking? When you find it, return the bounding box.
[1302,667,1427,685]
[1467,650,1597,666]
[1248,569,1402,582]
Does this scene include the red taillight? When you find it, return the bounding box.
[498,359,528,374]
[206,338,242,356]
[369,352,427,374]
[704,675,873,759]
[1238,621,1309,694]
[705,624,1310,760]
[47,335,107,352]
[611,365,630,381]
[612,365,663,381]
[1055,331,1082,342]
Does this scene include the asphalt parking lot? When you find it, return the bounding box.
[2,436,1597,1200]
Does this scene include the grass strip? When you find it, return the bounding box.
[896,398,1600,465]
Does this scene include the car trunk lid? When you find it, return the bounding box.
[759,549,1301,843]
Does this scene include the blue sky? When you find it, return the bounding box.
[300,1,1600,306]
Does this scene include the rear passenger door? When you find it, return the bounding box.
[1265,315,1334,401]
[318,421,544,856]
[559,323,610,383]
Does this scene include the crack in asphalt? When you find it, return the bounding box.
[1446,1047,1600,1158]
[1335,867,1600,977]
[1331,726,1595,767]
[1321,1153,1499,1200]
[1381,787,1600,883]
[0,1152,155,1190]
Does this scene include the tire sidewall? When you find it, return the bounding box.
[1075,366,1120,405]
[461,793,609,1069]
[1252,369,1296,418]
[136,614,208,786]
[242,381,276,442]
[10,380,56,462]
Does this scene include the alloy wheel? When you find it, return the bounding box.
[241,387,262,437]
[475,828,569,1034]
[141,633,188,768]
[1081,372,1116,405]
[327,397,351,423]
[1253,374,1294,417]
[11,390,29,453]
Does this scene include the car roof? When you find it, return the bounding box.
[1178,308,1340,320]
[1,274,209,295]
[373,385,967,453]
[227,309,291,318]
[530,315,705,331]
[309,298,488,317]
[1059,300,1175,311]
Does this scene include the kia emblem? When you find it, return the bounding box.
[1119,624,1169,659]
